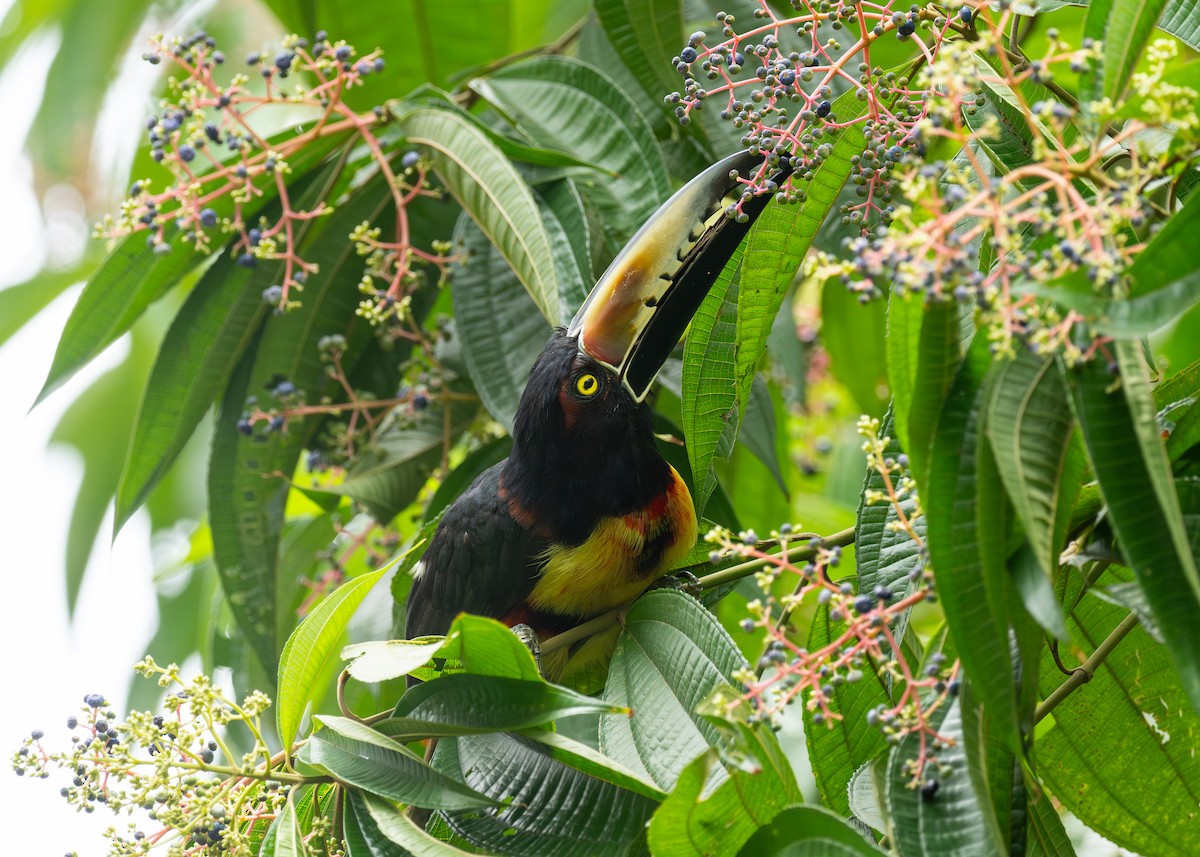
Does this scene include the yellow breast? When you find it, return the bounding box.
[526,465,696,620]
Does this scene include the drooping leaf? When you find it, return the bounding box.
[592,0,684,116]
[450,212,552,431]
[301,715,499,810]
[208,177,435,673]
[647,721,802,857]
[396,104,564,323]
[854,407,926,653]
[1084,0,1170,102]
[469,55,670,237]
[986,349,1085,585]
[433,730,660,856]
[372,674,619,742]
[925,337,1024,753]
[682,252,743,514]
[1063,341,1200,713]
[600,590,750,791]
[350,790,478,857]
[735,805,887,856]
[277,566,388,750]
[1025,788,1077,857]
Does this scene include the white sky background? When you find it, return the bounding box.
[0,1,1133,853]
[0,14,159,856]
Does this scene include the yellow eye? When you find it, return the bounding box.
[576,373,599,396]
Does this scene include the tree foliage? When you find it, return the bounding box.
[8,0,1200,855]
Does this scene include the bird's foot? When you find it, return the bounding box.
[649,569,703,599]
[510,623,543,676]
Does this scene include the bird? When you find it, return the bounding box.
[405,149,787,684]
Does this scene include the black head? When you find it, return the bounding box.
[501,329,671,545]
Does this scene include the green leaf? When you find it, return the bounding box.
[1025,789,1077,857]
[822,280,889,417]
[469,55,670,237]
[886,699,1004,857]
[600,590,750,790]
[803,605,891,817]
[986,350,1085,585]
[263,0,586,111]
[1161,0,1200,50]
[433,730,660,856]
[517,729,668,800]
[277,566,388,750]
[342,790,410,857]
[302,715,499,810]
[855,407,925,652]
[592,0,683,114]
[350,791,477,857]
[905,300,967,490]
[36,132,348,405]
[407,613,543,683]
[115,153,348,532]
[396,104,563,323]
[737,88,865,426]
[682,252,744,514]
[1063,340,1200,713]
[959,680,1024,857]
[1084,0,1170,101]
[925,338,1023,753]
[738,376,788,496]
[735,805,888,856]
[372,674,619,742]
[1036,566,1200,855]
[265,791,313,857]
[648,721,802,857]
[450,212,552,431]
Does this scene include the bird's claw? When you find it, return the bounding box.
[649,569,703,599]
[510,623,544,676]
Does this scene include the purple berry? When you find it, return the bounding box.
[199,208,217,227]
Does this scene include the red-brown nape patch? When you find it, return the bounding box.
[558,383,580,432]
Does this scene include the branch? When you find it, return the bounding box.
[540,526,857,656]
[1034,612,1140,724]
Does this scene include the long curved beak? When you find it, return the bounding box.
[567,150,789,402]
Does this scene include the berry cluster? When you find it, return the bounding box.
[674,5,1199,362]
[97,30,455,326]
[666,1,978,227]
[11,661,299,856]
[709,416,954,789]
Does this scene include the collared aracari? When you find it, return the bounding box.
[406,149,786,679]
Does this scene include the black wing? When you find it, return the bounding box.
[405,462,547,638]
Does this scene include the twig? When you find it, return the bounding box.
[1034,612,1140,724]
